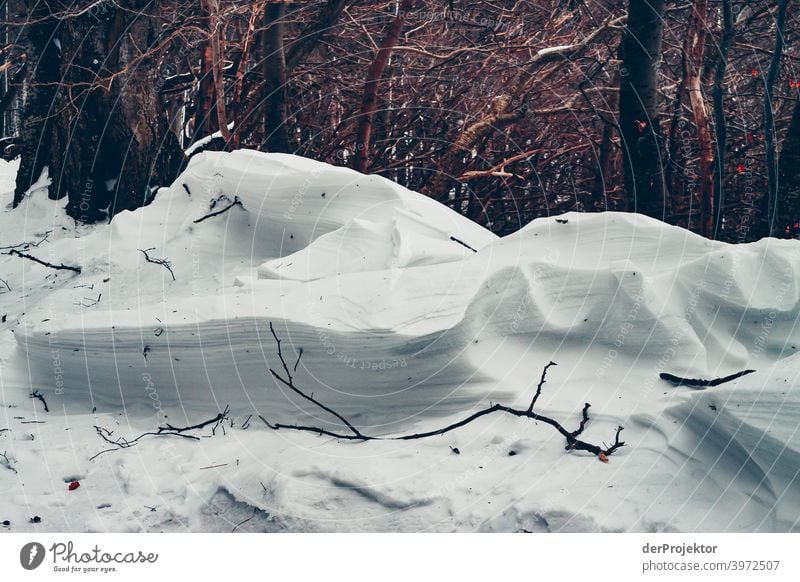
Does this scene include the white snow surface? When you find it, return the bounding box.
[1,151,799,532]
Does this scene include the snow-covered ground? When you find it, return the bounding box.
[1,152,799,532]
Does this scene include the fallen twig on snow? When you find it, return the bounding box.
[659,369,755,388]
[0,230,52,251]
[89,406,230,461]
[30,390,49,413]
[193,196,243,223]
[260,324,626,459]
[449,236,478,253]
[138,248,176,281]
[4,249,82,273]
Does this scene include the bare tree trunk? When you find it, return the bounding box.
[777,98,800,237]
[763,0,790,237]
[206,0,231,144]
[685,0,714,238]
[594,67,621,206]
[263,1,289,153]
[619,0,667,218]
[47,2,182,221]
[195,1,219,143]
[353,0,413,173]
[13,4,60,206]
[711,0,734,237]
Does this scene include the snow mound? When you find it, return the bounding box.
[7,153,800,430]
[3,151,800,532]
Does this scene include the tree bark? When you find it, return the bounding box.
[619,0,667,219]
[763,0,790,237]
[46,2,182,221]
[685,0,714,238]
[353,0,413,173]
[262,1,289,153]
[13,4,61,206]
[194,1,220,143]
[711,0,734,237]
[777,98,800,237]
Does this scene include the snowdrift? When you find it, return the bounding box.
[2,151,799,532]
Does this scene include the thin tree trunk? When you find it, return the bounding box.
[263,1,289,153]
[685,0,714,238]
[13,7,60,206]
[353,0,413,174]
[711,0,734,237]
[763,0,790,237]
[594,67,621,207]
[195,1,219,143]
[619,0,667,218]
[777,98,800,237]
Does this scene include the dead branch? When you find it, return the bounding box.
[0,230,51,251]
[193,196,243,223]
[1,450,17,474]
[30,390,49,413]
[138,248,176,281]
[659,369,755,388]
[90,406,230,460]
[4,249,82,273]
[260,325,626,459]
[268,322,368,439]
[449,236,478,253]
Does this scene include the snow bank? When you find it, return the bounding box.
[2,151,800,532]
[9,152,800,427]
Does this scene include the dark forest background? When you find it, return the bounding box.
[1,1,798,241]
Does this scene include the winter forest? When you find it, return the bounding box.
[2,0,799,238]
[1,1,800,536]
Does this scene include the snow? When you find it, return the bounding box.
[1,152,799,532]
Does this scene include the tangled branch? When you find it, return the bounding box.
[90,406,230,461]
[193,195,244,223]
[260,324,626,459]
[138,248,176,281]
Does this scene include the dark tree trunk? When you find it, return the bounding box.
[763,0,790,237]
[262,1,289,153]
[13,4,61,206]
[777,99,800,237]
[712,0,734,238]
[619,0,667,219]
[48,2,183,221]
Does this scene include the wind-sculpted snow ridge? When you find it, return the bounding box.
[3,153,800,532]
[10,151,800,430]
